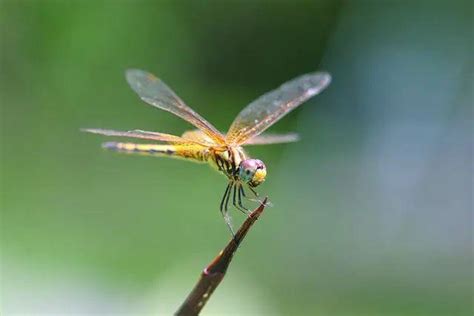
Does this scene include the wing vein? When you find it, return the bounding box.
[126,69,225,145]
[226,72,331,145]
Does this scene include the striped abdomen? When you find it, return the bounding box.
[102,142,209,162]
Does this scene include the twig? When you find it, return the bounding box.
[175,197,268,316]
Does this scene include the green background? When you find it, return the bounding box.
[1,1,472,315]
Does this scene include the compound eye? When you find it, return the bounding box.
[238,160,258,182]
[242,167,255,181]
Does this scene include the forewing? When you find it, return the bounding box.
[126,69,225,145]
[81,128,209,146]
[226,72,331,145]
[243,132,300,145]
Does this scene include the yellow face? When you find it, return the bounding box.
[251,167,267,187]
[238,159,267,187]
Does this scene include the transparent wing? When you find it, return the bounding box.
[243,132,300,145]
[180,128,300,146]
[81,128,209,146]
[181,129,216,146]
[226,72,331,145]
[126,69,225,145]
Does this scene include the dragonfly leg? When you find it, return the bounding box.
[238,184,251,215]
[243,185,261,203]
[244,185,273,207]
[232,184,249,215]
[248,186,259,198]
[220,182,232,213]
[240,184,247,198]
[225,183,232,215]
[220,182,235,236]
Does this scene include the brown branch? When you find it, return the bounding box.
[175,197,268,316]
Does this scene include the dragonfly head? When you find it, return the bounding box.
[238,159,267,187]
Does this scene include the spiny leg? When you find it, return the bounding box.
[220,182,235,236]
[237,184,251,215]
[225,182,232,216]
[244,185,261,203]
[245,185,272,207]
[240,184,247,198]
[220,182,232,213]
[248,186,259,198]
[232,183,249,215]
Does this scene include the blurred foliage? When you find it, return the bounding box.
[1,1,472,315]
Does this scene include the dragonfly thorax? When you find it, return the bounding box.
[211,146,266,186]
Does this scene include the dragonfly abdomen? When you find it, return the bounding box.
[102,142,208,162]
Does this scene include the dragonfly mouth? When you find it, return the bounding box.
[248,180,259,188]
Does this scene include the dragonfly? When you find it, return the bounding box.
[83,69,331,234]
